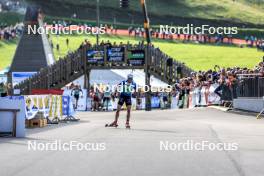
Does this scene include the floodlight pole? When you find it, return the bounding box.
[96,0,100,46]
[141,0,151,44]
[140,0,152,111]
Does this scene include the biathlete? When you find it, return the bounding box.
[71,85,83,110]
[106,74,137,129]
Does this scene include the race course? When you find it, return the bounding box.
[1,108,264,176]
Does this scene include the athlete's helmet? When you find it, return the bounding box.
[127,74,133,80]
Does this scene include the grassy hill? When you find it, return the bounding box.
[28,0,264,27]
[0,12,23,26]
[1,34,262,71]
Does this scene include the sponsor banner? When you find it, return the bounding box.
[208,84,221,105]
[76,89,87,111]
[86,97,92,111]
[151,96,160,108]
[103,99,113,111]
[87,50,104,64]
[188,84,221,108]
[49,95,63,119]
[64,89,87,111]
[128,49,145,66]
[25,95,50,119]
[171,95,179,109]
[25,95,66,120]
[62,96,70,116]
[0,74,6,83]
[107,47,125,62]
[32,89,64,95]
[131,98,137,110]
[12,72,37,86]
[141,98,146,110]
[112,98,118,110]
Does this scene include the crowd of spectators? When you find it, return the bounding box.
[244,35,264,52]
[45,20,264,53]
[176,61,264,107]
[127,26,264,51]
[0,23,23,41]
[0,1,24,13]
[0,82,12,97]
[86,60,264,111]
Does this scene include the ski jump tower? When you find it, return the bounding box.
[8,6,54,87]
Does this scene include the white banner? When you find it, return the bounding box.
[25,95,50,119]
[64,89,87,111]
[12,72,37,86]
[76,89,87,111]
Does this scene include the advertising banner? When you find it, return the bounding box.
[128,50,145,66]
[0,74,6,83]
[25,94,74,120]
[189,84,221,108]
[25,95,50,119]
[107,47,125,62]
[64,89,87,111]
[62,95,75,116]
[171,95,179,109]
[86,97,92,111]
[62,96,70,116]
[131,98,137,110]
[87,50,104,64]
[12,72,37,86]
[141,98,146,110]
[49,95,63,119]
[208,84,221,105]
[151,96,160,108]
[112,98,118,110]
[76,89,87,111]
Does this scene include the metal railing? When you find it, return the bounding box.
[238,76,264,98]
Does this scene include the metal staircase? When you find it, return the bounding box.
[8,6,54,81]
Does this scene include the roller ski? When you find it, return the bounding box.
[105,121,118,128]
[125,122,131,129]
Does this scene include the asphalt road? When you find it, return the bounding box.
[1,108,264,176]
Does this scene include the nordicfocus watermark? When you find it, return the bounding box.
[93,83,172,93]
[160,24,238,35]
[27,25,106,35]
[28,140,106,151]
[160,140,238,151]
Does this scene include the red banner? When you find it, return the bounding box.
[31,89,64,95]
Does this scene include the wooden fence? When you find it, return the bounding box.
[14,43,193,95]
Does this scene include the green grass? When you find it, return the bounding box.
[0,39,17,70]
[44,16,264,40]
[52,34,263,71]
[29,0,264,25]
[159,43,263,71]
[0,34,263,71]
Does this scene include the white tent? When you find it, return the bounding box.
[70,69,168,88]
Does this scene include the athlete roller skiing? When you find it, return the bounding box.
[105,74,137,129]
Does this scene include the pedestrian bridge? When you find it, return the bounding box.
[14,42,193,95]
[10,6,193,95]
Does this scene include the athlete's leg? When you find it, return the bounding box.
[74,98,77,110]
[126,105,131,124]
[114,104,122,123]
[113,95,124,124]
[76,98,79,110]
